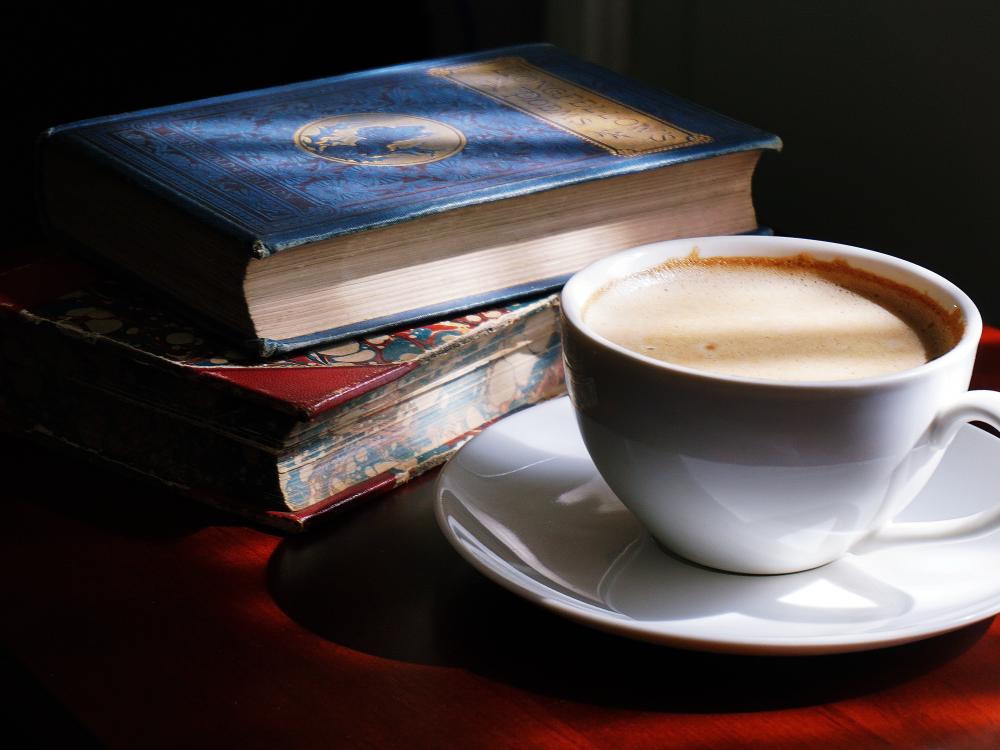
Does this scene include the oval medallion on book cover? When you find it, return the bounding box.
[294,113,466,166]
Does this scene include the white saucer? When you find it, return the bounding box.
[435,397,1000,655]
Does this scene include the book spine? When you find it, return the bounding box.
[0,373,288,508]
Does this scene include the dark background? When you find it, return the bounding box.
[4,0,999,321]
[2,3,999,745]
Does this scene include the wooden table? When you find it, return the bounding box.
[4,329,1000,749]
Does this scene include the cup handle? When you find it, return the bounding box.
[864,390,1000,545]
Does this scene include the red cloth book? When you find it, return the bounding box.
[0,249,564,530]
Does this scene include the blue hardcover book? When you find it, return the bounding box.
[39,44,780,356]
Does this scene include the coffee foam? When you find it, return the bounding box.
[582,253,963,382]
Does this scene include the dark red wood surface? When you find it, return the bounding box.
[3,330,1000,749]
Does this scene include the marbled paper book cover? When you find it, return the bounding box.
[0,252,563,529]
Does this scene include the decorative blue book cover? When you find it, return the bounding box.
[43,44,780,257]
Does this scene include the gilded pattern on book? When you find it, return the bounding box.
[430,57,712,156]
[294,113,466,167]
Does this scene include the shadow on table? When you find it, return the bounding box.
[267,476,992,713]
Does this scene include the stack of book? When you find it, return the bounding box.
[2,44,779,529]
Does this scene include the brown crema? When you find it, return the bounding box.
[582,252,964,382]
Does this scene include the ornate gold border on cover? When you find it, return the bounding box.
[429,56,712,156]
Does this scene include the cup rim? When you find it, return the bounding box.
[561,235,983,391]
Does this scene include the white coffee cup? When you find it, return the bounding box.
[560,236,1000,575]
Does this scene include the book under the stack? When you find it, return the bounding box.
[0,252,564,530]
[39,43,780,355]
